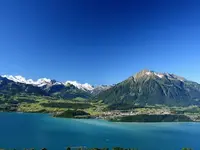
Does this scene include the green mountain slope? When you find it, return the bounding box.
[45,83,92,99]
[97,70,200,108]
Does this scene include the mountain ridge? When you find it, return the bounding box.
[1,70,196,89]
[2,69,200,107]
[0,75,111,98]
[1,75,100,92]
[97,69,200,108]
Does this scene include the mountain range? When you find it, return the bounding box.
[1,70,200,108]
[1,75,95,91]
[0,75,111,99]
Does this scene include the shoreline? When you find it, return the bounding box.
[1,111,199,123]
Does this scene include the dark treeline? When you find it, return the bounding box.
[53,109,90,118]
[41,102,92,109]
[109,114,193,122]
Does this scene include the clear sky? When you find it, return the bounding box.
[0,0,200,85]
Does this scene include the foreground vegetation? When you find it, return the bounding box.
[53,109,91,118]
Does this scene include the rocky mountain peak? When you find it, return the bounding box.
[64,81,94,91]
[134,69,155,79]
[133,70,186,82]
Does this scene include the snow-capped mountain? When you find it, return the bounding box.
[1,74,114,94]
[98,69,200,107]
[65,81,94,91]
[1,75,97,92]
[1,75,28,84]
[2,70,186,95]
[135,70,186,82]
[91,85,112,95]
[1,70,200,107]
[1,75,60,87]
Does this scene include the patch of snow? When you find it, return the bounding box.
[141,70,184,81]
[35,78,52,85]
[65,81,94,91]
[82,83,94,91]
[145,71,152,75]
[54,82,62,85]
[1,75,54,87]
[1,75,111,91]
[90,85,112,94]
[2,75,27,84]
[37,83,47,87]
[164,73,185,82]
[27,79,35,84]
[154,73,164,78]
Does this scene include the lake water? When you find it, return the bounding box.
[0,112,200,150]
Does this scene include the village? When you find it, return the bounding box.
[98,108,172,119]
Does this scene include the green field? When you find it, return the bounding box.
[1,94,200,121]
[0,94,107,118]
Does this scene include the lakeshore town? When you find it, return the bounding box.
[97,107,200,122]
[99,108,171,118]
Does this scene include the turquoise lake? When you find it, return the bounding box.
[0,112,200,150]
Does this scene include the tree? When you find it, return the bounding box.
[66,147,71,150]
[112,147,124,150]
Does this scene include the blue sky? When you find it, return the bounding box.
[0,0,200,85]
